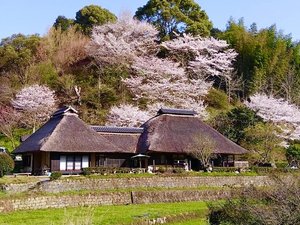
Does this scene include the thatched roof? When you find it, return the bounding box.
[14,106,247,156]
[157,108,197,116]
[91,126,143,153]
[138,113,248,155]
[13,107,129,154]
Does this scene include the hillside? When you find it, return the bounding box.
[1,2,300,166]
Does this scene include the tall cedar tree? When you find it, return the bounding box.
[135,0,212,40]
[75,5,117,35]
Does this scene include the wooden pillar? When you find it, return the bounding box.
[90,153,96,167]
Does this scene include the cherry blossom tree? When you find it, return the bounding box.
[123,56,210,117]
[87,15,158,66]
[106,104,151,127]
[11,84,56,132]
[245,93,300,141]
[89,19,238,124]
[161,34,238,80]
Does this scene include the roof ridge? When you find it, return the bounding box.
[52,106,78,117]
[91,125,144,134]
[157,108,197,116]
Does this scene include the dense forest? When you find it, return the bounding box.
[1,0,300,167]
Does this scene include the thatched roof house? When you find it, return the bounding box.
[138,108,247,155]
[13,107,247,174]
[14,106,123,154]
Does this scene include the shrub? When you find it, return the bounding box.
[0,153,14,177]
[173,168,185,174]
[50,171,62,180]
[156,166,167,173]
[286,144,300,166]
[212,167,237,173]
[250,166,292,174]
[82,167,131,175]
[208,177,300,225]
[275,162,289,168]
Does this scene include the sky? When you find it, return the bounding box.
[1,0,300,41]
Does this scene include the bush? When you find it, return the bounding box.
[173,168,185,174]
[286,144,300,166]
[50,171,62,180]
[213,167,237,173]
[250,166,292,174]
[0,153,14,177]
[275,162,289,168]
[208,177,300,225]
[157,167,166,173]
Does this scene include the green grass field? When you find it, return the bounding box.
[0,201,209,225]
[167,218,208,225]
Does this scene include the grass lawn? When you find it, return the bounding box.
[167,217,208,225]
[0,201,209,225]
[0,176,40,185]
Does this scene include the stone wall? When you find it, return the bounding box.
[0,192,131,213]
[0,176,274,212]
[0,189,231,213]
[37,176,272,193]
[0,182,39,194]
[131,189,231,204]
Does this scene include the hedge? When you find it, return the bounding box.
[82,167,132,175]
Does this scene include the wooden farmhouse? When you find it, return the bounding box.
[13,106,247,174]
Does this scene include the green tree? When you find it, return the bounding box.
[0,34,41,83]
[53,16,75,31]
[135,0,212,40]
[219,20,300,100]
[213,107,262,144]
[75,5,117,35]
[242,122,282,164]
